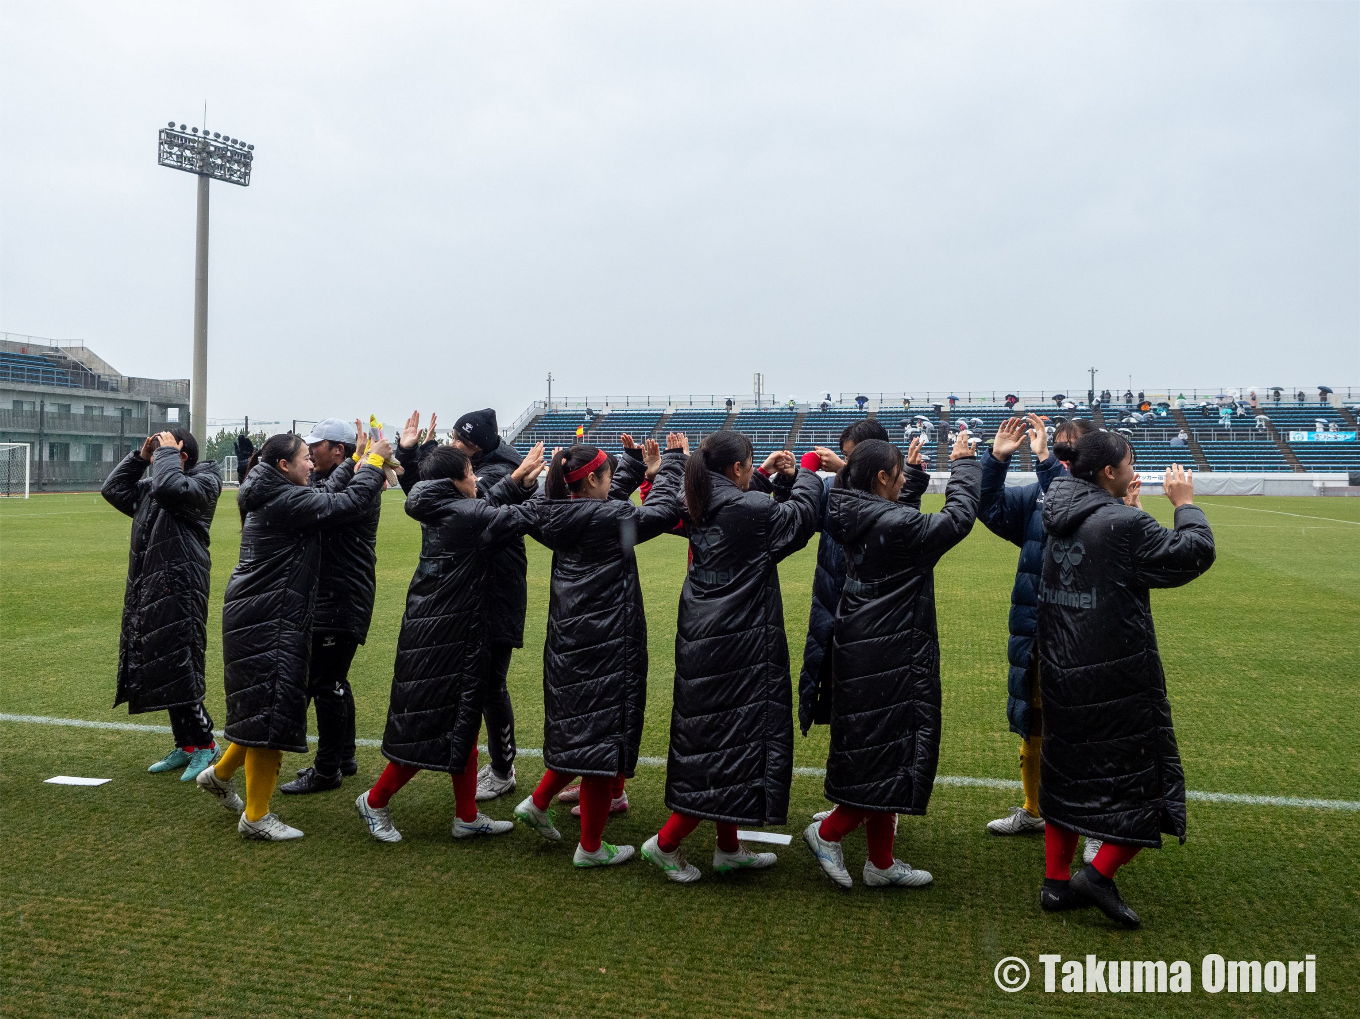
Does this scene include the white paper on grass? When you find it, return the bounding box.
[44,776,112,786]
[736,830,793,845]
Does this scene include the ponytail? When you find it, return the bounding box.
[1052,430,1134,482]
[241,432,303,521]
[685,431,753,524]
[835,438,902,493]
[545,445,614,500]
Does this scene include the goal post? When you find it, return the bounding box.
[1,443,31,498]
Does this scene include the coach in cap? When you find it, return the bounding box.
[281,417,384,795]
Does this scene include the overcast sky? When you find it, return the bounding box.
[2,1,1357,431]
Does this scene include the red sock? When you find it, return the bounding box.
[532,768,577,811]
[657,812,702,853]
[1045,823,1080,880]
[715,822,739,854]
[451,746,479,823]
[578,775,613,852]
[611,773,626,798]
[818,805,870,842]
[1092,842,1141,879]
[368,761,420,809]
[864,812,896,869]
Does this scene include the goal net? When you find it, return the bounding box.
[1,443,31,498]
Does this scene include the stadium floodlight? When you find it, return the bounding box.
[158,121,254,444]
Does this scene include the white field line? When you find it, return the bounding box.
[5,712,1358,813]
[1201,503,1360,525]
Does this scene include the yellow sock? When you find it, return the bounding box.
[1020,736,1042,817]
[214,741,248,780]
[243,748,283,823]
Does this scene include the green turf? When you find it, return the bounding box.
[2,491,1357,1017]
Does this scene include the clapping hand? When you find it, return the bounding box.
[512,442,546,488]
[400,411,421,450]
[906,435,925,466]
[620,433,638,451]
[1026,413,1049,460]
[1123,475,1143,509]
[354,419,371,460]
[668,432,689,455]
[368,437,394,463]
[642,438,662,479]
[1164,464,1194,507]
[421,413,438,445]
[991,418,1026,459]
[950,429,979,461]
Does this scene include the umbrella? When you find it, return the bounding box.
[1157,401,1170,409]
[1004,393,1018,403]
[1319,386,1333,394]
[1051,394,1066,405]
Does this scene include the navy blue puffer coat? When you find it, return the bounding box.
[976,448,1065,739]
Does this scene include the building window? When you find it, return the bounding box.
[85,405,104,416]
[48,442,71,461]
[87,443,104,462]
[12,400,36,413]
[55,403,72,415]
[166,407,180,423]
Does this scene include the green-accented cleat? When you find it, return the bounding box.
[513,795,562,841]
[180,746,219,782]
[148,748,192,773]
[573,841,635,868]
[712,844,777,874]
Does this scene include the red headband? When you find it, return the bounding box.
[564,449,608,483]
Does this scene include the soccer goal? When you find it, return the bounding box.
[1,443,31,498]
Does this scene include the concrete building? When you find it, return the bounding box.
[0,333,190,491]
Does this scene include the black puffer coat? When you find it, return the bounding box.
[798,465,930,735]
[221,462,386,751]
[665,467,821,825]
[1038,477,1215,847]
[101,446,222,714]
[518,449,686,777]
[398,437,528,647]
[381,475,534,772]
[822,459,981,812]
[310,459,382,644]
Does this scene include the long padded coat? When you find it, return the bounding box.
[398,437,529,648]
[221,461,385,751]
[1037,476,1215,847]
[665,466,821,825]
[822,458,981,813]
[516,448,686,778]
[380,474,534,773]
[310,459,382,644]
[977,448,1066,739]
[797,464,930,735]
[101,446,222,714]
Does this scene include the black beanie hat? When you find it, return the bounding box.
[454,408,500,453]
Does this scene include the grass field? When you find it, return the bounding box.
[2,489,1358,1018]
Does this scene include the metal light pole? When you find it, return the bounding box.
[158,121,255,444]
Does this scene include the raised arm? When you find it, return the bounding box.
[282,461,386,530]
[609,443,648,502]
[149,444,221,518]
[1131,466,1215,587]
[101,446,151,517]
[632,448,687,541]
[767,466,823,562]
[916,452,982,562]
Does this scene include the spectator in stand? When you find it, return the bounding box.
[856,395,869,411]
[1123,390,1134,408]
[1170,430,1188,447]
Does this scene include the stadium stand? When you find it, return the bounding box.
[504,394,1359,476]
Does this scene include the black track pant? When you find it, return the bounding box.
[483,642,516,775]
[168,700,214,749]
[308,632,359,775]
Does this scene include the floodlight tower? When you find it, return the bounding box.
[157,121,255,444]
